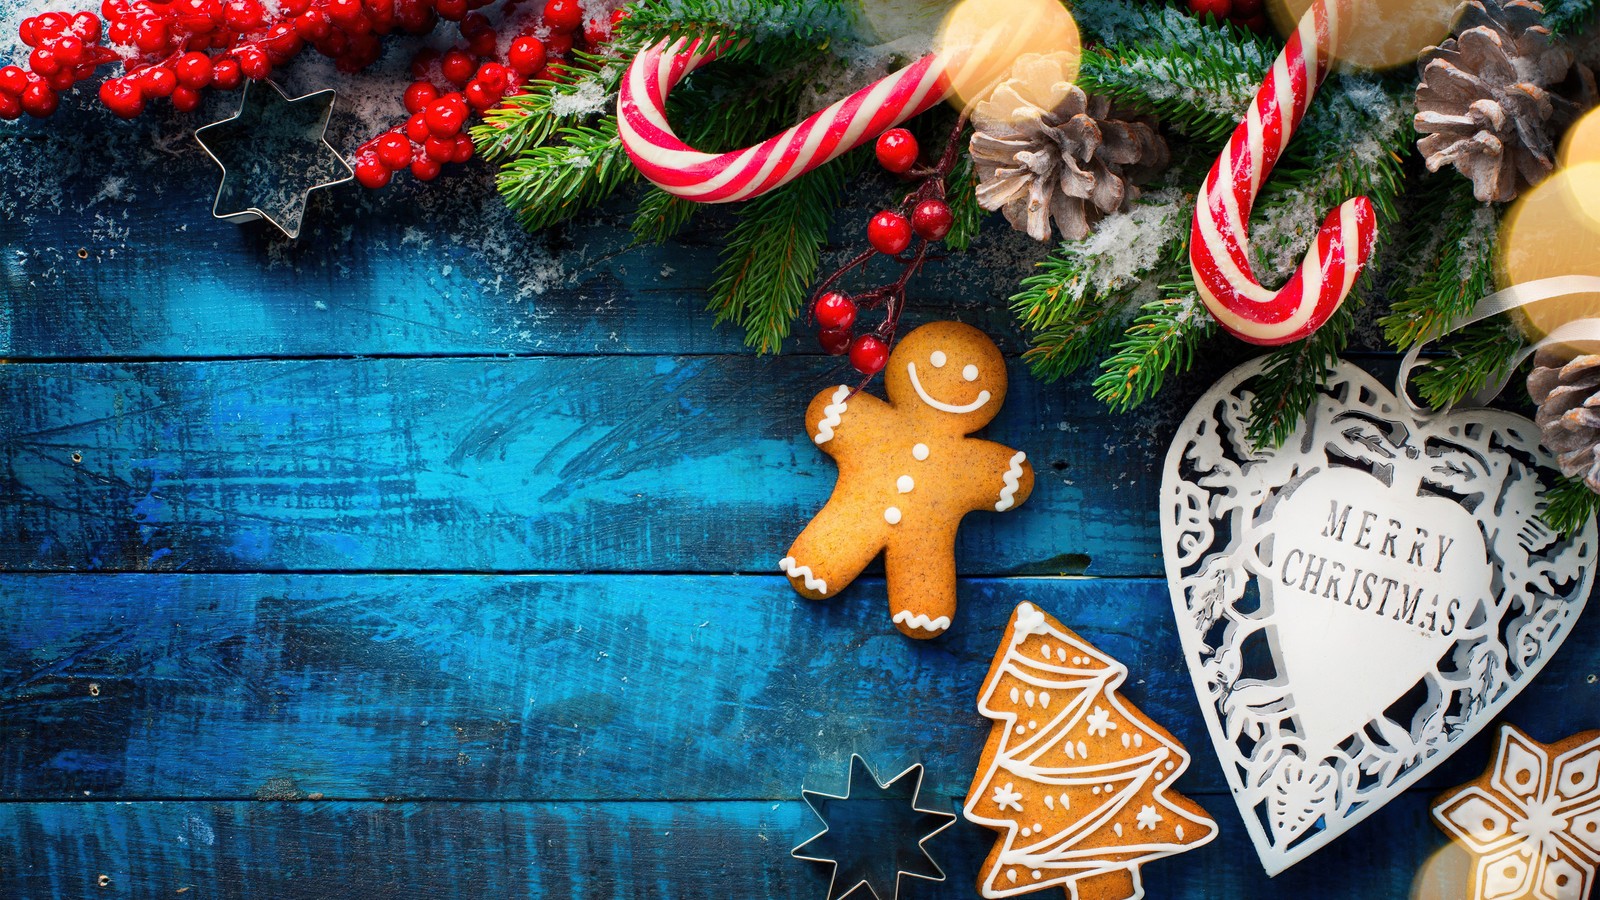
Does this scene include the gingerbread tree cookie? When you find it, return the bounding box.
[1433,724,1600,900]
[964,602,1217,900]
[780,321,1034,639]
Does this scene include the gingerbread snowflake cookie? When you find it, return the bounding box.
[780,321,1035,639]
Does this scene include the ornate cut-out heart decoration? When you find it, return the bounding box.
[1161,357,1597,875]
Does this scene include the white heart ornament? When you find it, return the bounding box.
[1161,357,1597,875]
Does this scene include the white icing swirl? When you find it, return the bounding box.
[779,557,827,595]
[996,451,1027,511]
[893,610,951,633]
[813,385,850,445]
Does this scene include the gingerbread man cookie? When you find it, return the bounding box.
[780,321,1035,639]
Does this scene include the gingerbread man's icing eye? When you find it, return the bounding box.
[964,365,979,382]
[931,351,947,368]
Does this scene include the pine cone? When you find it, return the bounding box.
[1415,0,1583,203]
[1529,348,1600,492]
[969,53,1168,242]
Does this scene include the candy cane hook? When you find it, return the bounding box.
[1191,0,1378,346]
[617,38,951,203]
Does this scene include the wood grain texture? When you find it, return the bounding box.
[0,355,1220,576]
[5,574,1598,803]
[0,794,1466,899]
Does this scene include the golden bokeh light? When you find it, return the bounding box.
[1267,0,1458,71]
[934,0,1081,112]
[1498,161,1600,346]
[1561,105,1600,168]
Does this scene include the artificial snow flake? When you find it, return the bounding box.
[1136,805,1162,831]
[993,783,1025,813]
[1086,706,1117,738]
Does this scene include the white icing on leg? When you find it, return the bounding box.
[894,610,951,633]
[779,556,828,595]
[996,451,1027,511]
[813,386,850,445]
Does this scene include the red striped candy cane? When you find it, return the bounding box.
[1191,0,1378,346]
[617,38,951,203]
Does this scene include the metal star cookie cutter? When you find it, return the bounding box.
[791,754,956,900]
[194,78,354,239]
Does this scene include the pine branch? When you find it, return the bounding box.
[493,118,638,231]
[631,188,701,244]
[708,160,850,353]
[1246,303,1354,448]
[1542,475,1600,534]
[1412,319,1526,409]
[944,147,983,253]
[1546,0,1599,32]
[1093,278,1217,410]
[1379,179,1499,348]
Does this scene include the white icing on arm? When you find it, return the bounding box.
[893,610,951,633]
[813,385,851,445]
[996,451,1027,511]
[779,557,827,595]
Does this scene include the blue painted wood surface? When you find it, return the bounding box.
[2,61,1598,899]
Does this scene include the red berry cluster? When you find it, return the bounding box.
[5,0,629,186]
[1186,0,1270,34]
[811,124,961,378]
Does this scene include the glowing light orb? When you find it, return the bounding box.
[934,0,1081,112]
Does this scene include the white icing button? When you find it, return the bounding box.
[930,351,947,368]
[884,507,902,525]
[912,443,929,461]
[963,364,979,381]
[897,475,914,493]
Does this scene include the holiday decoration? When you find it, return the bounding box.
[615,37,948,203]
[1161,355,1598,873]
[1190,0,1379,346]
[964,601,1218,900]
[969,52,1169,242]
[780,322,1033,640]
[1433,724,1600,900]
[1530,349,1600,495]
[194,79,353,239]
[1415,0,1594,204]
[792,755,956,900]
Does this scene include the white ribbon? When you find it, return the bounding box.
[1396,275,1600,417]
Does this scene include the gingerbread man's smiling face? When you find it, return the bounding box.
[884,321,1008,430]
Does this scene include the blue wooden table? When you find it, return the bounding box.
[3,71,1599,900]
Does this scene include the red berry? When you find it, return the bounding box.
[433,0,465,19]
[171,85,201,112]
[463,79,497,110]
[295,9,332,39]
[235,46,270,79]
[1232,0,1263,13]
[1187,0,1232,19]
[475,62,509,90]
[0,93,21,120]
[814,292,857,331]
[404,111,430,142]
[467,29,498,57]
[403,80,436,113]
[425,94,466,136]
[53,36,85,66]
[99,76,143,117]
[1231,12,1269,32]
[818,327,852,356]
[543,0,581,33]
[410,47,440,78]
[451,133,474,163]
[20,81,58,117]
[175,51,214,88]
[376,132,412,169]
[211,56,242,89]
[0,66,27,95]
[610,7,629,26]
[875,128,918,174]
[410,155,441,180]
[544,31,572,56]
[910,199,953,241]
[223,0,264,31]
[867,211,912,255]
[29,48,60,77]
[440,48,474,85]
[139,65,177,98]
[849,334,889,375]
[46,68,75,91]
[70,12,102,42]
[424,135,454,161]
[583,14,611,44]
[354,156,391,188]
[507,35,545,76]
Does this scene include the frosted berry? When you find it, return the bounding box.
[139,66,177,98]
[507,36,546,76]
[425,94,467,136]
[171,85,201,112]
[410,155,441,180]
[403,80,437,113]
[450,133,473,163]
[1187,0,1232,19]
[20,81,57,117]
[818,328,852,356]
[910,199,953,241]
[0,66,28,96]
[814,292,857,331]
[867,211,912,255]
[376,132,412,169]
[440,48,474,85]
[849,334,889,375]
[543,0,581,33]
[0,93,21,120]
[99,77,143,118]
[211,57,242,89]
[354,155,391,188]
[875,128,918,174]
[175,52,214,88]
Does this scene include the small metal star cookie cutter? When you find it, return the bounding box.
[194,78,354,239]
[791,754,956,900]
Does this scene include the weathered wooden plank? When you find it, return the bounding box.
[0,353,1239,575]
[0,121,1026,360]
[0,793,1467,899]
[5,574,1596,802]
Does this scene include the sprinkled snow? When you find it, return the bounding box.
[549,77,612,117]
[1073,188,1186,295]
[1456,204,1498,284]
